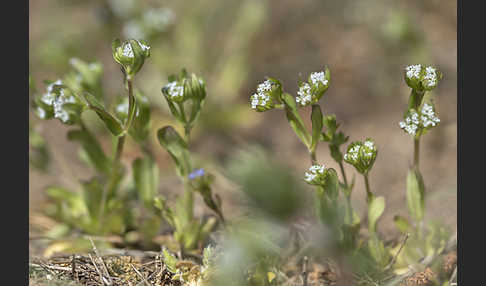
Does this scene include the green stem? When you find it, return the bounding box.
[99,77,135,230]
[345,195,353,224]
[184,124,191,144]
[338,161,349,187]
[414,137,420,170]
[310,149,317,165]
[363,173,373,204]
[125,79,136,131]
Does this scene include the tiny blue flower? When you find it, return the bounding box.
[189,168,205,180]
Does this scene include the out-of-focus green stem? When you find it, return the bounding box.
[338,161,348,187]
[414,137,420,170]
[99,77,135,230]
[364,173,373,204]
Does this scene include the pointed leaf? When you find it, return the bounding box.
[406,168,425,223]
[368,196,385,234]
[133,156,159,209]
[82,93,124,136]
[67,129,111,175]
[311,104,323,151]
[157,126,191,177]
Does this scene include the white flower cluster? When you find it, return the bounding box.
[143,8,175,31]
[344,145,360,162]
[304,164,326,183]
[420,103,440,127]
[296,70,328,106]
[40,80,76,122]
[399,103,440,136]
[122,43,134,58]
[344,140,376,162]
[53,88,76,123]
[165,81,185,100]
[296,83,312,106]
[362,139,376,159]
[251,80,273,110]
[424,66,437,88]
[310,71,328,87]
[399,110,419,135]
[406,64,422,79]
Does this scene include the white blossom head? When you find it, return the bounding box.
[404,64,442,91]
[162,80,185,102]
[304,164,334,186]
[36,80,83,124]
[296,67,330,106]
[162,70,206,105]
[399,103,440,137]
[112,39,151,78]
[344,138,377,174]
[250,78,282,112]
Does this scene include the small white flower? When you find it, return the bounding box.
[424,66,437,87]
[304,164,326,183]
[52,88,76,123]
[406,64,422,79]
[122,43,134,58]
[310,71,328,87]
[364,140,375,150]
[165,81,184,99]
[36,107,46,119]
[399,103,440,136]
[296,83,312,106]
[41,79,62,105]
[257,80,273,94]
[250,80,276,110]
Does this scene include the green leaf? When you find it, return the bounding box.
[368,234,389,267]
[80,179,104,219]
[29,127,50,171]
[154,196,175,226]
[157,126,191,177]
[311,104,323,151]
[129,91,151,142]
[67,129,111,175]
[368,196,385,234]
[323,168,340,200]
[162,248,178,273]
[82,92,124,136]
[281,93,310,147]
[406,168,425,223]
[133,156,159,210]
[46,187,89,220]
[393,215,411,233]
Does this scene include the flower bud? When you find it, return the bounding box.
[112,39,150,78]
[304,164,331,186]
[296,68,330,106]
[161,70,206,103]
[344,138,377,174]
[404,64,442,91]
[250,78,282,112]
[162,80,185,103]
[399,103,440,137]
